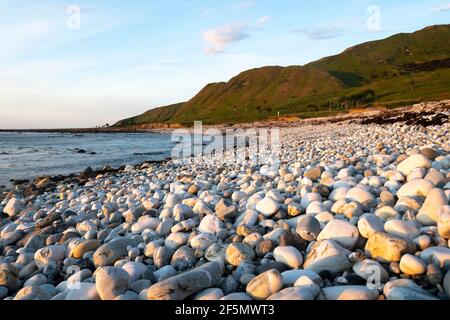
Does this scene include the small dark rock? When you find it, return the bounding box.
[79,167,96,179]
[256,262,288,275]
[420,148,437,160]
[319,270,333,280]
[255,240,275,257]
[279,231,308,251]
[346,274,367,285]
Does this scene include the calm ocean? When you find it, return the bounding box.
[0,132,173,188]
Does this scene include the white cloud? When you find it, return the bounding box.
[256,16,272,26]
[428,3,450,12]
[203,24,249,54]
[294,25,344,40]
[202,16,272,54]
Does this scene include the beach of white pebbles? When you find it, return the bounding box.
[0,115,449,300]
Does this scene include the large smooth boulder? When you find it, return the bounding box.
[267,285,319,300]
[317,219,359,250]
[34,245,67,269]
[303,240,352,275]
[417,189,448,226]
[131,217,160,234]
[296,215,321,241]
[438,206,450,239]
[226,243,255,267]
[419,246,450,270]
[281,269,323,287]
[95,267,131,300]
[273,246,303,269]
[65,283,100,300]
[0,263,20,292]
[358,214,384,238]
[194,288,224,300]
[190,233,217,250]
[14,286,52,300]
[93,237,139,267]
[399,254,426,276]
[345,187,375,208]
[384,220,420,241]
[71,240,101,259]
[444,271,450,299]
[365,232,415,263]
[3,198,23,217]
[246,269,283,300]
[147,261,223,300]
[396,179,433,198]
[198,214,223,235]
[255,197,280,217]
[319,286,379,300]
[397,154,431,177]
[383,279,438,300]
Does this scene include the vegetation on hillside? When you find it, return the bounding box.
[115,25,450,126]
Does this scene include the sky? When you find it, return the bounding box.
[0,0,449,129]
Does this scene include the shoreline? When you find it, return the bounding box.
[1,100,448,134]
[1,100,448,199]
[0,158,171,202]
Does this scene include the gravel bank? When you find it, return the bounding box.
[0,103,449,301]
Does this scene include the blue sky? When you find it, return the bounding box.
[0,0,449,129]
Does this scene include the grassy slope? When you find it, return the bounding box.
[310,25,450,85]
[114,103,184,126]
[171,66,344,124]
[115,25,450,126]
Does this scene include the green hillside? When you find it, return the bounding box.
[114,103,184,126]
[115,25,450,126]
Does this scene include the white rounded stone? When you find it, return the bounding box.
[255,197,280,217]
[300,193,322,209]
[345,187,375,208]
[399,254,426,276]
[417,189,448,226]
[281,269,323,287]
[419,246,450,270]
[198,214,223,235]
[34,245,67,269]
[303,240,351,275]
[131,216,160,234]
[194,288,224,300]
[273,246,303,269]
[396,179,434,198]
[375,206,401,221]
[190,233,217,250]
[317,219,359,250]
[320,285,379,300]
[246,269,283,300]
[413,235,431,250]
[384,219,420,241]
[397,154,431,177]
[358,214,385,238]
[122,262,146,283]
[95,267,130,300]
[438,206,450,239]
